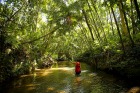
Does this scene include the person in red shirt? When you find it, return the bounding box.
[72,62,81,75]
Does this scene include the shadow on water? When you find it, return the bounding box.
[0,61,139,93]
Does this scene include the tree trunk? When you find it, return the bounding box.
[86,0,102,43]
[111,7,126,55]
[134,0,140,20]
[77,24,92,48]
[90,0,107,42]
[109,9,115,35]
[82,9,94,41]
[120,0,135,47]
[118,0,128,35]
[131,0,136,35]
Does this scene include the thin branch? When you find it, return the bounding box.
[21,27,59,44]
[4,5,24,26]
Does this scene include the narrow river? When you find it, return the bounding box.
[0,62,132,93]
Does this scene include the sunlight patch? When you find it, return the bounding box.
[25,84,39,87]
[81,70,88,73]
[127,87,140,93]
[47,87,55,91]
[57,90,67,93]
[88,73,97,77]
[27,87,35,91]
[51,67,74,71]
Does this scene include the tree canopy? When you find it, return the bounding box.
[0,0,140,82]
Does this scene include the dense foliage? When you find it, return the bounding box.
[0,0,140,82]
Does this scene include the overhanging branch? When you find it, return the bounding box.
[21,27,59,44]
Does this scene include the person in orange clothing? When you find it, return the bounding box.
[72,61,81,75]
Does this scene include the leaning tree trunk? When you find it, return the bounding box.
[78,24,93,47]
[134,0,140,21]
[111,7,126,55]
[85,0,104,50]
[109,9,115,35]
[82,9,94,41]
[90,0,108,42]
[118,0,128,35]
[86,0,102,43]
[120,0,135,47]
[131,0,136,34]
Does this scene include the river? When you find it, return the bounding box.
[0,61,137,93]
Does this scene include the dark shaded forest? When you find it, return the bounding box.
[0,0,140,84]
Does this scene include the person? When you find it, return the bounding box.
[72,61,81,75]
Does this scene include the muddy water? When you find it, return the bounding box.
[0,62,129,93]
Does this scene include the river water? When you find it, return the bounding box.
[0,62,133,93]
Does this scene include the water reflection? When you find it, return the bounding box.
[0,62,129,93]
[73,75,83,93]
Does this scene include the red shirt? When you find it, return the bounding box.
[75,62,81,73]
